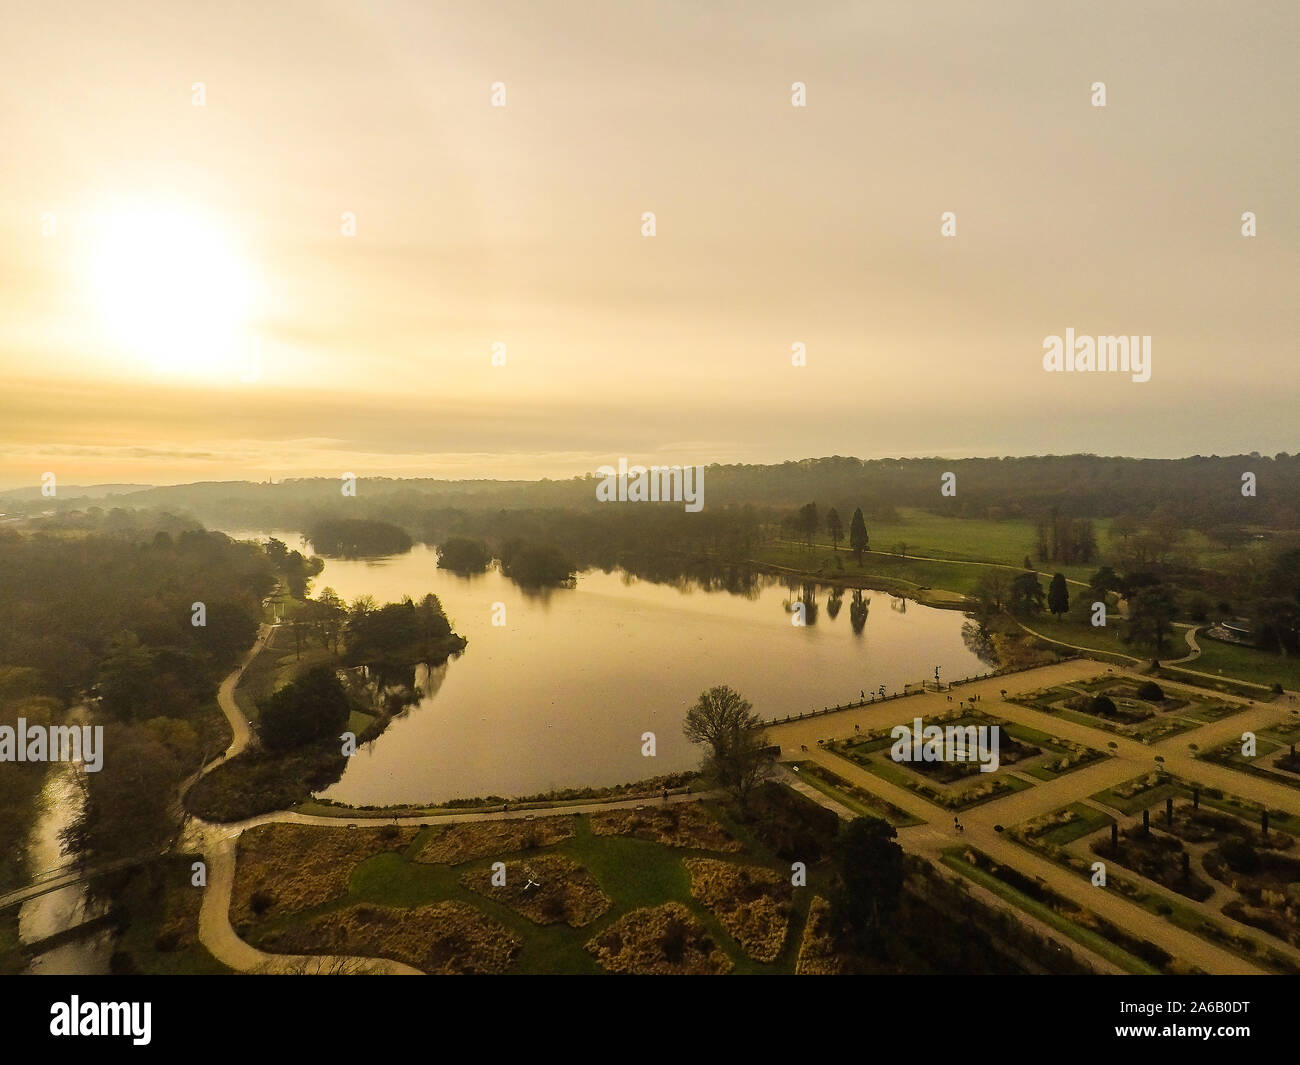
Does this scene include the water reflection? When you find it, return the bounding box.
[20,768,116,974]
[826,587,843,621]
[227,532,993,806]
[849,590,870,635]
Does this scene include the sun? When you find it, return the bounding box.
[89,206,255,377]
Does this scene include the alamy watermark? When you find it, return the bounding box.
[50,997,150,1045]
[0,718,103,772]
[595,458,704,512]
[890,716,1000,773]
[1042,329,1151,383]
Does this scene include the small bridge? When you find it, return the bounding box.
[0,852,161,913]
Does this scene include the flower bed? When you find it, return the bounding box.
[589,804,742,852]
[233,823,418,927]
[413,815,575,864]
[461,853,610,927]
[683,858,792,961]
[258,900,520,974]
[795,896,844,974]
[585,902,733,974]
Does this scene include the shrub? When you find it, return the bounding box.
[1091,695,1117,717]
[1135,681,1164,702]
[661,915,689,963]
[250,888,276,915]
[1219,837,1262,875]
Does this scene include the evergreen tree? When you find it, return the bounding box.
[1047,572,1070,617]
[849,508,869,563]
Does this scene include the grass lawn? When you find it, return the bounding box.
[1090,777,1183,816]
[1023,803,1113,846]
[756,541,977,604]
[776,510,1094,578]
[1014,614,1141,661]
[790,761,924,827]
[1185,639,1300,693]
[773,509,1245,582]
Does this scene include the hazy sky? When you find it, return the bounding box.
[2,0,1298,488]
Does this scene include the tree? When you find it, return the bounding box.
[1089,566,1121,596]
[973,569,1013,617]
[1268,547,1300,607]
[683,685,756,760]
[706,725,776,814]
[683,685,774,813]
[415,593,454,660]
[797,502,819,549]
[830,816,904,954]
[825,508,843,552]
[309,587,346,655]
[64,723,184,862]
[1127,583,1179,661]
[257,665,351,751]
[95,632,154,721]
[849,508,868,563]
[1010,572,1045,616]
[500,542,576,586]
[1110,513,1138,544]
[1253,597,1300,655]
[437,537,492,573]
[1047,573,1070,618]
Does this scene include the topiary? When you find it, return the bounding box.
[1091,694,1117,717]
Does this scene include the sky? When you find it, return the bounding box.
[2,0,1298,489]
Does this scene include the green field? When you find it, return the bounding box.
[1184,638,1300,693]
[756,508,1297,699]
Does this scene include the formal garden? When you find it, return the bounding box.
[1006,776,1300,973]
[1199,715,1300,793]
[1009,676,1244,742]
[823,709,1105,811]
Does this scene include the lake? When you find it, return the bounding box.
[231,532,992,806]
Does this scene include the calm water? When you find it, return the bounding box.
[231,531,990,805]
[20,766,116,974]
